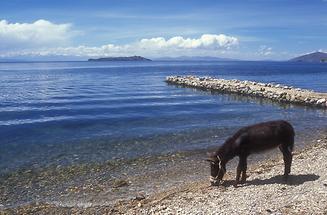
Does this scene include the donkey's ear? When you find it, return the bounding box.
[205,152,218,163]
[205,157,216,163]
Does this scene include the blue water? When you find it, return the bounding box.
[0,61,326,174]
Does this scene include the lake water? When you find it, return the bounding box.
[1,61,327,208]
[0,61,327,175]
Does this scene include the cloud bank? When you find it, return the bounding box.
[139,34,238,50]
[0,20,239,58]
[0,19,73,51]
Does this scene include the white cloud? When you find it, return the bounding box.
[1,33,239,58]
[258,45,273,56]
[0,19,73,51]
[139,34,238,50]
[0,19,238,58]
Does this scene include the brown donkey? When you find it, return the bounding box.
[206,120,294,186]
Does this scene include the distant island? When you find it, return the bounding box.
[290,51,327,63]
[88,56,151,62]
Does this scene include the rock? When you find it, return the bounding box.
[266,209,273,213]
[317,98,326,105]
[135,193,146,201]
[112,179,129,188]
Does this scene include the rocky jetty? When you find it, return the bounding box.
[166,76,327,108]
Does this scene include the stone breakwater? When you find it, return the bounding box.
[166,76,327,108]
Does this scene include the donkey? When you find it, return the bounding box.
[206,120,295,187]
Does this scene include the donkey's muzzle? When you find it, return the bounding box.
[210,176,220,186]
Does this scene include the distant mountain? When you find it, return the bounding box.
[154,56,239,61]
[88,56,151,62]
[290,51,327,63]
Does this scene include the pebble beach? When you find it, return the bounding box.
[2,132,327,214]
[127,135,327,215]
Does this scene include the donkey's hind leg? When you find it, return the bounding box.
[240,157,247,184]
[279,144,293,181]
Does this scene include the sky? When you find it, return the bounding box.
[0,0,326,60]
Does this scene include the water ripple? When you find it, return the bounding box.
[0,61,327,173]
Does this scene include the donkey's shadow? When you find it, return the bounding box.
[222,174,320,187]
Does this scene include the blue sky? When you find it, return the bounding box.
[0,0,326,60]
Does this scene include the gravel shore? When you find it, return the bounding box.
[2,133,327,214]
[126,135,327,215]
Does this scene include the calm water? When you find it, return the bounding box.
[0,61,327,174]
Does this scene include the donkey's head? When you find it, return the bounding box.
[206,152,226,186]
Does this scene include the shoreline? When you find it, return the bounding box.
[166,76,327,108]
[113,133,327,214]
[2,131,327,214]
[110,133,327,214]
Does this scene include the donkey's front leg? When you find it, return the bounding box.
[235,155,247,187]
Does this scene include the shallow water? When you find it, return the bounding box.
[1,61,327,172]
[0,61,326,208]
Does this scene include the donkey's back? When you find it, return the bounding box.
[233,120,294,154]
